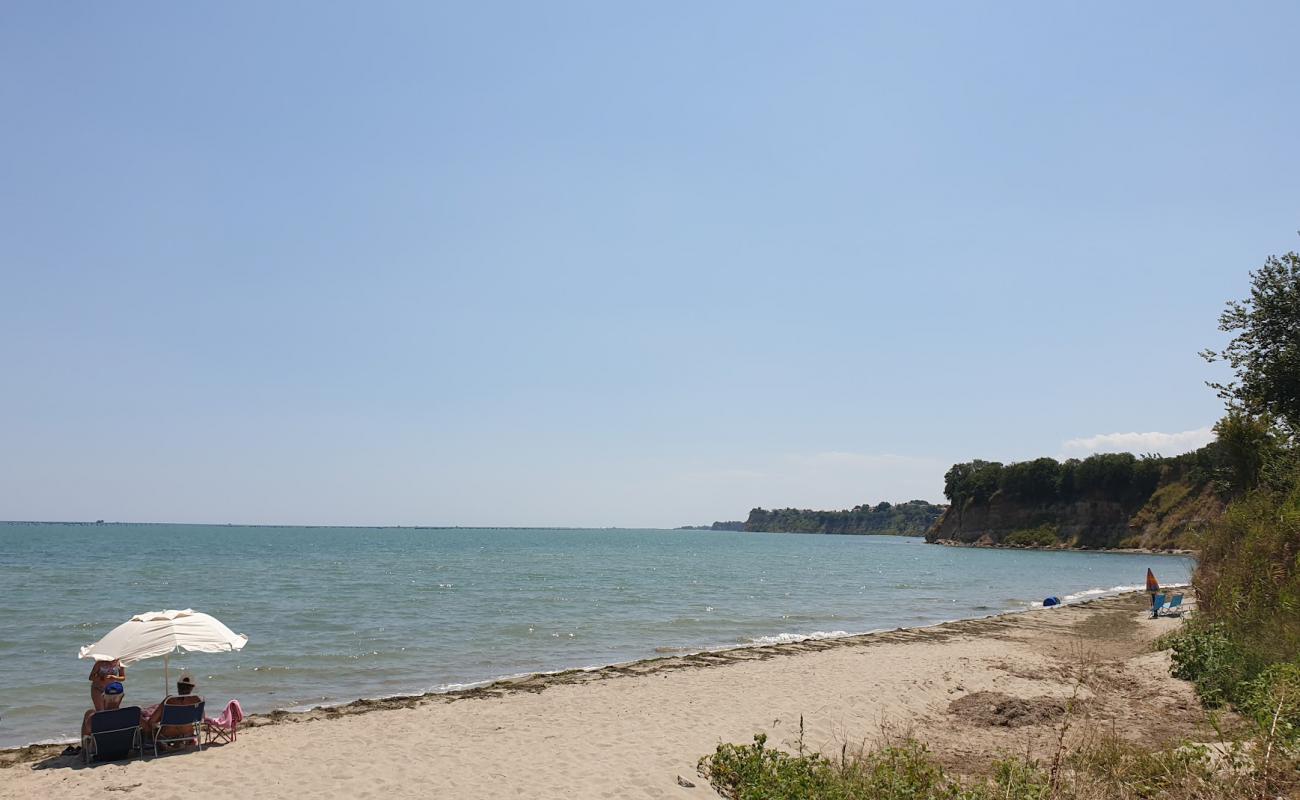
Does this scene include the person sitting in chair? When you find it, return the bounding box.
[82,681,125,736]
[142,674,203,747]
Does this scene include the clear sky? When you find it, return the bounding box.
[2,2,1298,527]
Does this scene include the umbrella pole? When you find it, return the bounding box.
[164,653,170,696]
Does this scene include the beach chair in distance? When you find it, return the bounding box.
[1150,594,1166,619]
[204,699,244,745]
[148,699,205,756]
[1163,594,1185,616]
[82,706,142,764]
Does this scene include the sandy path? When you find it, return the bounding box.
[0,594,1204,799]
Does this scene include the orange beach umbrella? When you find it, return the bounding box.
[1145,568,1160,594]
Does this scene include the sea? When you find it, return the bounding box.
[0,522,1196,748]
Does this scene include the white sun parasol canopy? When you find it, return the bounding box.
[79,609,248,690]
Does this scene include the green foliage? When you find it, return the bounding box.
[1202,250,1300,436]
[999,458,1062,501]
[1002,525,1059,548]
[1057,459,1080,502]
[1193,473,1300,665]
[942,450,1205,510]
[1167,622,1254,707]
[1212,411,1295,494]
[1149,247,1300,785]
[1067,735,1219,799]
[1146,482,1191,518]
[697,733,1054,800]
[745,500,945,535]
[1074,452,1137,497]
[982,757,1052,800]
[1238,662,1300,747]
[710,521,747,531]
[698,732,1295,800]
[697,733,835,799]
[943,460,1004,506]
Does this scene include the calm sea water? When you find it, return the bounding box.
[0,523,1195,748]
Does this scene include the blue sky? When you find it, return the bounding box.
[2,2,1298,527]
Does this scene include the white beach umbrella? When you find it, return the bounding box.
[79,609,249,693]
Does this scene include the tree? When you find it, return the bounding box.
[1213,411,1289,494]
[943,460,1005,506]
[999,457,1061,502]
[1202,250,1300,436]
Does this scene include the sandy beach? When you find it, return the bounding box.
[0,593,1210,799]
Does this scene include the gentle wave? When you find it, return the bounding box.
[1063,584,1144,602]
[748,630,852,646]
[1026,583,1188,608]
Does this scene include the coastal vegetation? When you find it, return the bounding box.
[699,730,1258,800]
[1001,524,1059,548]
[700,248,1300,798]
[677,521,747,531]
[926,447,1230,549]
[1165,248,1300,736]
[743,500,945,535]
[687,501,946,535]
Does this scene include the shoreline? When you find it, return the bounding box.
[927,538,1198,556]
[0,587,1185,766]
[0,591,1210,799]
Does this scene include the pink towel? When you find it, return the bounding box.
[205,699,244,730]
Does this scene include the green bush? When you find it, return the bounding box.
[1068,734,1218,799]
[699,729,1298,800]
[1002,525,1059,548]
[697,733,1055,800]
[1167,622,1253,707]
[1238,662,1300,747]
[985,757,1052,800]
[1193,474,1300,665]
[698,733,948,800]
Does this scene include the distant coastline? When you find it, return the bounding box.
[680,499,945,536]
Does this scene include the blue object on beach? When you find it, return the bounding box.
[1163,594,1184,616]
[82,706,142,764]
[104,681,124,696]
[1042,596,1060,607]
[147,700,205,756]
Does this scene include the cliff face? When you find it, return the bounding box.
[928,445,1232,550]
[927,497,1130,548]
[925,478,1222,550]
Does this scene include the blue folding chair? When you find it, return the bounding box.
[1163,594,1184,616]
[148,699,205,756]
[82,706,142,763]
[1150,594,1166,618]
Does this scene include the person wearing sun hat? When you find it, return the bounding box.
[142,673,203,746]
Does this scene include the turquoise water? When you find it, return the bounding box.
[0,523,1195,748]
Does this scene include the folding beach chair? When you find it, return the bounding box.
[148,699,205,756]
[1163,594,1184,616]
[82,706,142,763]
[1150,594,1166,618]
[204,699,244,745]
